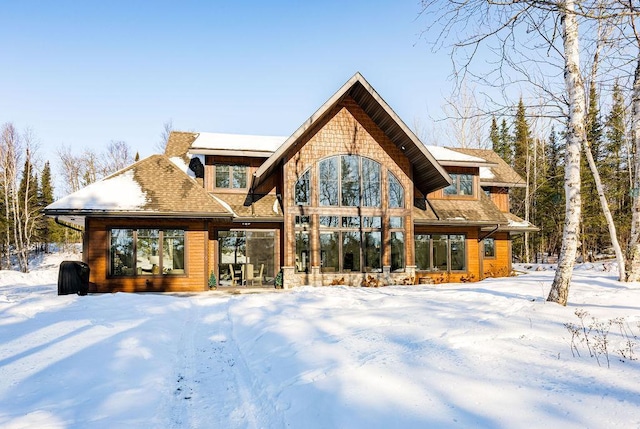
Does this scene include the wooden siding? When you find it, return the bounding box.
[86,218,209,293]
[280,96,414,271]
[487,187,510,212]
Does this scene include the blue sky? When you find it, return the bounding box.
[1,1,456,176]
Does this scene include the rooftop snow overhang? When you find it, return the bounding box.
[189,133,286,158]
[252,72,451,196]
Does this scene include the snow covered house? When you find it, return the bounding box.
[45,73,536,292]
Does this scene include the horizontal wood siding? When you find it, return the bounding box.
[482,232,512,278]
[86,218,208,293]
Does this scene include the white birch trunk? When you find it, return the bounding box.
[548,0,584,305]
[626,58,640,281]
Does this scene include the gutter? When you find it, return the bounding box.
[478,224,500,242]
[55,216,84,233]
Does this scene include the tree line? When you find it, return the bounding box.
[0,122,140,272]
[490,81,631,267]
[420,0,640,304]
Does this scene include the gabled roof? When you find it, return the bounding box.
[45,155,230,226]
[252,72,451,196]
[449,148,525,188]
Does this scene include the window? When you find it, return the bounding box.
[319,157,339,206]
[415,234,431,271]
[483,237,496,258]
[341,155,360,206]
[362,158,381,207]
[363,231,381,272]
[110,229,185,276]
[295,170,310,205]
[215,164,247,189]
[444,173,473,196]
[320,232,339,272]
[391,232,405,272]
[388,172,404,208]
[318,215,383,273]
[295,232,310,273]
[318,156,381,207]
[414,234,467,272]
[218,230,276,286]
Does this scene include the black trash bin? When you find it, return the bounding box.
[58,261,90,295]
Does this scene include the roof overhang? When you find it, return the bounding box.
[252,72,451,196]
[481,181,526,188]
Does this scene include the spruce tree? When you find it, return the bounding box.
[498,118,513,166]
[580,81,605,261]
[38,161,57,251]
[605,82,630,246]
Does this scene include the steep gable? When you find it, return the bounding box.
[253,72,450,196]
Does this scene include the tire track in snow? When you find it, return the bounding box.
[167,301,199,429]
[222,301,286,429]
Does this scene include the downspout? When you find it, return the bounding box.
[478,224,500,242]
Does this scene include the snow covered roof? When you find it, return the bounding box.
[425,145,494,167]
[189,132,287,156]
[46,170,148,211]
[450,148,525,188]
[45,155,231,226]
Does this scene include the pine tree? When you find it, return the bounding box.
[38,161,58,251]
[580,81,605,261]
[513,98,531,178]
[498,118,513,166]
[511,99,533,261]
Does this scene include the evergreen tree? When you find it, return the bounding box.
[604,81,631,247]
[498,118,513,166]
[513,98,531,178]
[580,81,605,261]
[511,99,533,261]
[38,161,59,251]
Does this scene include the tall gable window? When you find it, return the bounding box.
[215,164,247,189]
[293,154,405,274]
[295,170,310,205]
[388,172,404,208]
[319,157,339,206]
[444,173,473,196]
[318,156,381,207]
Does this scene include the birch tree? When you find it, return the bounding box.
[627,31,640,280]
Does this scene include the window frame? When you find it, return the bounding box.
[414,233,467,273]
[483,237,496,259]
[443,173,474,197]
[214,164,248,189]
[109,228,186,277]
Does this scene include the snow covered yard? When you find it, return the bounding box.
[1,254,639,429]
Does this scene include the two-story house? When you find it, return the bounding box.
[45,73,535,292]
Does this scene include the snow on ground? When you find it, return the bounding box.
[0,253,639,429]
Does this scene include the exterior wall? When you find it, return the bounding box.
[280,96,414,287]
[487,187,510,212]
[85,217,209,293]
[481,232,512,278]
[413,226,481,283]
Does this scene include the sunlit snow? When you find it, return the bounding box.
[46,171,148,211]
[1,252,639,428]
